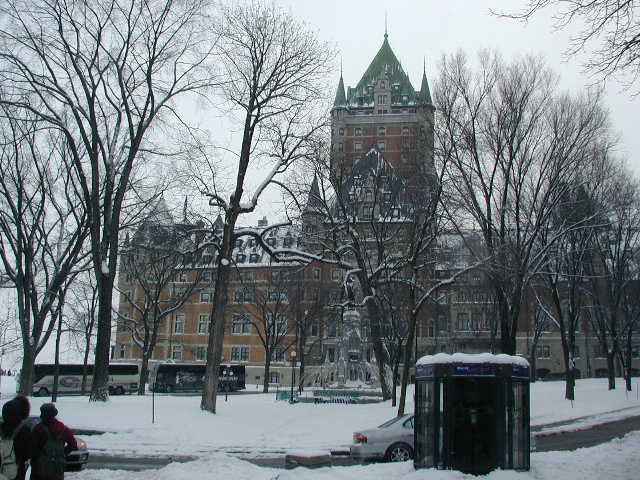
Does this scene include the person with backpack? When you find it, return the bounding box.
[0,399,24,480]
[30,404,76,480]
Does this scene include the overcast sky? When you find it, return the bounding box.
[279,0,639,173]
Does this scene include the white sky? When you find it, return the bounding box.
[3,377,639,479]
[279,0,640,173]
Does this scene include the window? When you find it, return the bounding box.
[273,349,285,362]
[271,270,288,282]
[269,371,280,384]
[327,347,335,362]
[633,345,640,359]
[196,346,206,361]
[378,126,386,136]
[438,315,449,332]
[402,95,409,103]
[536,345,551,359]
[331,269,342,281]
[171,345,182,361]
[174,314,185,333]
[249,253,260,263]
[232,314,252,334]
[234,239,243,248]
[338,143,344,152]
[339,128,345,136]
[200,290,212,303]
[231,346,250,362]
[380,81,386,89]
[354,142,363,152]
[235,288,255,304]
[313,268,321,280]
[377,141,385,151]
[362,206,372,217]
[377,95,387,104]
[119,344,126,359]
[355,127,362,136]
[311,320,320,337]
[456,312,471,331]
[238,271,253,282]
[202,271,212,282]
[267,289,288,303]
[174,272,187,282]
[267,314,288,335]
[198,314,210,334]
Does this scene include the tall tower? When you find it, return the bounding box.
[330,33,435,189]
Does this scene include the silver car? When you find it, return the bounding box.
[350,414,414,462]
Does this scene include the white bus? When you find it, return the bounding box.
[26,363,140,396]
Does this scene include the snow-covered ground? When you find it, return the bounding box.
[2,376,640,479]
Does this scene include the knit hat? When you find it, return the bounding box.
[40,403,58,421]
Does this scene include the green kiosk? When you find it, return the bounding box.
[414,353,530,475]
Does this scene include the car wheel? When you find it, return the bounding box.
[165,385,173,393]
[108,386,114,395]
[385,443,413,462]
[114,386,125,395]
[36,387,49,397]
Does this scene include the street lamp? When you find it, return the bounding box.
[290,350,297,403]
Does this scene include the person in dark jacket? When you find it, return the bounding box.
[1,397,32,480]
[30,404,76,480]
[7,396,32,480]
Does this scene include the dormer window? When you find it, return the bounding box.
[380,81,386,89]
[249,253,259,263]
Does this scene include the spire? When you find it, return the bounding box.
[384,12,388,39]
[333,71,347,107]
[182,196,188,223]
[303,174,323,215]
[418,58,432,105]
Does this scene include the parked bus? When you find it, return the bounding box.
[149,362,246,393]
[25,363,140,396]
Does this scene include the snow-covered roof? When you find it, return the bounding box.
[416,352,530,368]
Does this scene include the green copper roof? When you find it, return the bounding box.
[333,74,347,107]
[347,35,416,105]
[418,69,432,104]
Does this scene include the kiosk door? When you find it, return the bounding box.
[446,378,499,475]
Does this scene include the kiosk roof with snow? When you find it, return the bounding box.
[416,352,530,379]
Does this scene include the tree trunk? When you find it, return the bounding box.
[91,269,116,401]
[18,347,35,395]
[263,358,271,393]
[606,352,616,390]
[363,295,392,400]
[139,356,150,395]
[398,310,418,417]
[52,308,63,402]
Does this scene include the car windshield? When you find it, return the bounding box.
[377,416,404,429]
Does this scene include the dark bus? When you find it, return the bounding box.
[27,363,140,396]
[149,362,246,393]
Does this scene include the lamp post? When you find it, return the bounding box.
[290,350,297,403]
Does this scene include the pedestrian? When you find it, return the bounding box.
[30,404,76,480]
[10,396,32,480]
[0,398,30,480]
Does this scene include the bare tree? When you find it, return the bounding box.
[0,0,216,401]
[496,1,640,90]
[436,51,613,355]
[66,273,98,395]
[190,1,332,413]
[116,202,205,394]
[0,109,88,394]
[586,160,640,390]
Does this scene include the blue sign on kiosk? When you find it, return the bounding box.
[414,353,531,475]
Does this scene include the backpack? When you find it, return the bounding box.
[0,425,19,480]
[31,426,65,480]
